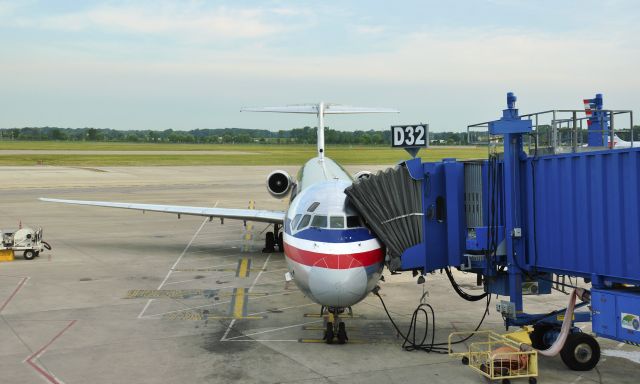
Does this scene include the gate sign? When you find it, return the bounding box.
[391,124,429,158]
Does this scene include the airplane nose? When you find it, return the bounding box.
[308,255,368,308]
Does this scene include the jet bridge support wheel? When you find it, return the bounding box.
[560,332,600,371]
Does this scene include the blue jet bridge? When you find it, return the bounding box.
[346,93,639,372]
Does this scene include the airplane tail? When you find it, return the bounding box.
[241,103,398,159]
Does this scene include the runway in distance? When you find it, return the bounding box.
[41,102,399,344]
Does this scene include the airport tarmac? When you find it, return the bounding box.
[1,165,638,384]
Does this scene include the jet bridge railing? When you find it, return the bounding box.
[468,109,634,154]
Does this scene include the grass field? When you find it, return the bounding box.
[0,141,488,166]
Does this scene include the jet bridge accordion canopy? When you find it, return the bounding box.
[345,165,423,271]
[346,158,466,273]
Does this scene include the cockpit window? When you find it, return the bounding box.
[310,215,327,228]
[346,216,361,228]
[291,214,302,230]
[307,202,320,212]
[297,214,311,230]
[329,216,345,229]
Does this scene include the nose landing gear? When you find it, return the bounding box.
[263,223,284,253]
[322,307,350,344]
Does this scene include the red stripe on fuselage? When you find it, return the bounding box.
[283,242,383,269]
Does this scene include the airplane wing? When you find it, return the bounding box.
[39,198,285,224]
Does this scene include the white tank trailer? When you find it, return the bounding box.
[1,227,51,260]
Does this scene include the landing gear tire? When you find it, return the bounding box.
[528,378,537,384]
[277,232,284,252]
[337,322,348,344]
[23,250,36,260]
[324,322,335,344]
[263,232,275,253]
[560,332,600,371]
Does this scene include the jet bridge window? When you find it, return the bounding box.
[310,215,328,228]
[329,216,345,229]
[297,214,312,230]
[346,216,362,228]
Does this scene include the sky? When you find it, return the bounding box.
[1,0,639,132]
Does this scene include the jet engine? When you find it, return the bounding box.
[353,171,373,181]
[267,170,293,199]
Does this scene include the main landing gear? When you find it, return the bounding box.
[322,306,350,344]
[263,223,284,253]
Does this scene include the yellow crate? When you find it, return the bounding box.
[449,330,538,382]
[0,249,14,262]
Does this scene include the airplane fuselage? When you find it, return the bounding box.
[282,156,384,308]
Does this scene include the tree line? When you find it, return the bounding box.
[4,125,638,146]
[0,126,472,145]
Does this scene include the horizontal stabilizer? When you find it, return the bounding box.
[241,104,399,115]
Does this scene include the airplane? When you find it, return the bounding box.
[40,102,399,344]
[609,134,634,148]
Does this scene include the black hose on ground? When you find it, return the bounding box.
[374,288,491,354]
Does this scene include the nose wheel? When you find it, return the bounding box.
[262,224,283,253]
[322,307,350,344]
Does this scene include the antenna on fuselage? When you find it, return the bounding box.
[241,103,399,160]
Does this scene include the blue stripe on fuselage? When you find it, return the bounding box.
[284,224,375,243]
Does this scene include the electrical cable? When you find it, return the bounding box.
[374,288,492,354]
[444,267,488,301]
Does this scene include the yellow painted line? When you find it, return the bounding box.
[236,258,251,278]
[125,289,207,299]
[232,288,246,318]
[163,311,205,321]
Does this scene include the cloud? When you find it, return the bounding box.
[13,3,303,40]
[353,25,386,35]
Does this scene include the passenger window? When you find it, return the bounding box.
[329,216,345,229]
[291,214,302,230]
[297,214,311,230]
[310,215,327,228]
[346,216,361,228]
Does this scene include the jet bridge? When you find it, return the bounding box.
[346,92,640,371]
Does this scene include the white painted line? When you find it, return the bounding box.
[138,214,211,319]
[603,349,640,364]
[223,339,299,342]
[224,319,322,341]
